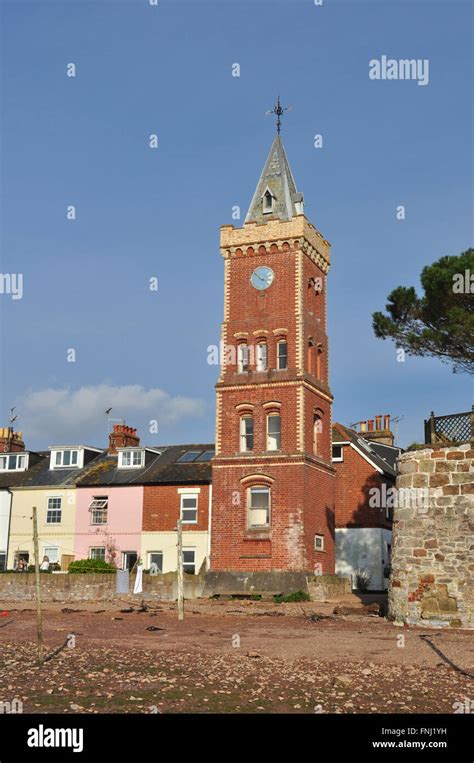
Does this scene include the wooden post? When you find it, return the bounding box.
[32,507,44,665]
[177,520,184,621]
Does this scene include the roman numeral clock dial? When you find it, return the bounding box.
[250,266,274,290]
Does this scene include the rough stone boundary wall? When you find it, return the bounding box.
[389,444,473,628]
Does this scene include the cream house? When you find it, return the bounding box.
[0,440,101,570]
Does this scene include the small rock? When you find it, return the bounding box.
[333,674,352,688]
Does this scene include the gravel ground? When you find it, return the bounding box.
[0,598,472,714]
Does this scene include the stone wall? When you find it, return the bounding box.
[0,570,351,603]
[0,572,205,602]
[389,444,473,628]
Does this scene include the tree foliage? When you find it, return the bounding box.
[372,249,474,374]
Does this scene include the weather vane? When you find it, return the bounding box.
[266,96,292,134]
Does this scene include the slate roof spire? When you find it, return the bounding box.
[245,133,304,224]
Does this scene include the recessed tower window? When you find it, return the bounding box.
[240,416,254,452]
[256,342,267,371]
[263,190,273,213]
[313,413,323,456]
[248,486,270,527]
[277,340,288,370]
[267,414,281,451]
[237,343,249,373]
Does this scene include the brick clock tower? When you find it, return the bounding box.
[211,130,335,573]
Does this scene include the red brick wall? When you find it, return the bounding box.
[211,238,335,572]
[211,460,335,572]
[143,484,210,532]
[334,445,393,529]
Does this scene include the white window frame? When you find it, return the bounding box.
[148,551,163,572]
[46,496,62,524]
[182,547,196,575]
[237,343,249,373]
[332,445,344,462]
[89,547,106,561]
[118,449,145,469]
[277,340,288,370]
[52,449,79,468]
[266,414,281,451]
[256,342,267,372]
[240,416,254,452]
[43,546,59,564]
[89,497,108,525]
[314,534,325,551]
[0,453,28,472]
[248,486,271,528]
[180,493,198,524]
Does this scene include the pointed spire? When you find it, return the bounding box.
[245,134,304,224]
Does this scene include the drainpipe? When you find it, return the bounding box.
[207,483,212,569]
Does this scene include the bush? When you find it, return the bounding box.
[68,559,117,574]
[273,590,310,603]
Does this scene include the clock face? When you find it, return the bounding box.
[250,266,275,291]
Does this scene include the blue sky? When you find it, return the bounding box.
[1,0,472,450]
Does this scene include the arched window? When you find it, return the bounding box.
[256,342,267,372]
[240,416,253,452]
[316,345,323,379]
[313,412,323,456]
[237,343,248,373]
[267,413,281,451]
[307,338,315,375]
[263,190,273,213]
[248,486,271,527]
[276,340,288,370]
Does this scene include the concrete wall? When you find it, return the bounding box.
[336,527,391,591]
[389,444,473,629]
[8,487,77,569]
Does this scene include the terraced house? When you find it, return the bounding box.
[74,424,213,574]
[0,427,101,570]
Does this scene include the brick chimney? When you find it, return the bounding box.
[362,414,394,447]
[108,424,140,454]
[0,427,25,453]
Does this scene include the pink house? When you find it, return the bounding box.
[74,484,144,570]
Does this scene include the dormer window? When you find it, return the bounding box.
[118,449,145,468]
[0,453,28,472]
[263,189,273,213]
[53,449,79,468]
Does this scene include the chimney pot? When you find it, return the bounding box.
[108,423,140,454]
[375,415,382,430]
[367,419,374,432]
[0,427,25,453]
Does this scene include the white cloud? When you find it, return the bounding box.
[16,384,206,447]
